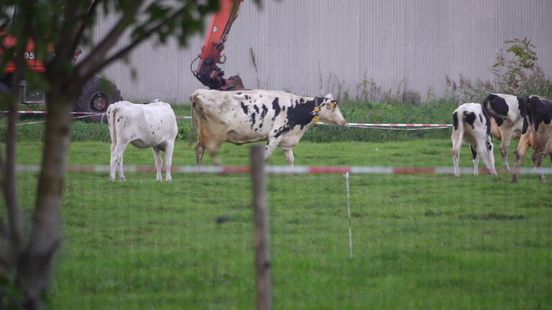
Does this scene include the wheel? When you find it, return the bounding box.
[0,82,10,94]
[0,82,12,106]
[74,76,122,122]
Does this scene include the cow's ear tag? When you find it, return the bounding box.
[312,106,321,124]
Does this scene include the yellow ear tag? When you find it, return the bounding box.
[313,106,321,124]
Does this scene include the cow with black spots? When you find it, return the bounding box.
[190,89,346,166]
[512,95,552,183]
[482,93,527,171]
[451,103,497,176]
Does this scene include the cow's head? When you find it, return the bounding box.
[314,94,347,126]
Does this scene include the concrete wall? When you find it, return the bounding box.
[93,0,552,103]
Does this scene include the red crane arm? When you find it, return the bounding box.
[192,0,245,90]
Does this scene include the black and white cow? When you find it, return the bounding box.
[512,95,552,182]
[482,93,527,170]
[190,89,346,166]
[107,100,178,181]
[451,103,497,176]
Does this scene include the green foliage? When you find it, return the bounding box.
[447,38,552,102]
[13,140,552,308]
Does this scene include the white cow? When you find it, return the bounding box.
[190,89,346,166]
[451,103,497,176]
[107,100,178,181]
[482,93,527,170]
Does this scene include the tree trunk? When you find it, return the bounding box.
[0,90,24,277]
[15,93,74,309]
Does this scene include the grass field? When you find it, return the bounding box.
[14,134,552,309]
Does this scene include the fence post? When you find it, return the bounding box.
[250,145,272,310]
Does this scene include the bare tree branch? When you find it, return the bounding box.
[75,2,192,84]
[68,0,104,55]
[75,0,144,81]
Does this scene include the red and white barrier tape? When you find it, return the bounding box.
[15,165,552,175]
[1,110,101,116]
[2,111,450,129]
[318,121,452,130]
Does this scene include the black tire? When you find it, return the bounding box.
[0,83,11,107]
[74,76,122,122]
[0,82,10,94]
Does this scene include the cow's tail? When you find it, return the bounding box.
[451,109,465,176]
[107,104,118,147]
[481,94,492,115]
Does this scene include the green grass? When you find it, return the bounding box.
[13,138,552,309]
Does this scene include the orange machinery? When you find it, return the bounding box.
[192,0,245,90]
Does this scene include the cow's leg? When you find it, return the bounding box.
[152,147,163,181]
[164,141,175,181]
[512,135,531,183]
[109,144,118,181]
[470,145,479,175]
[195,141,205,165]
[532,151,545,183]
[264,137,283,162]
[282,147,295,167]
[500,130,513,171]
[451,129,462,177]
[206,141,223,165]
[111,142,128,181]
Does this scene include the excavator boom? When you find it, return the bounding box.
[192,0,245,90]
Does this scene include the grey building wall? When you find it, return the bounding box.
[93,0,552,103]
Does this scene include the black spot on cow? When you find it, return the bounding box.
[486,141,493,151]
[469,145,477,160]
[479,114,483,124]
[152,131,155,135]
[245,95,251,100]
[464,111,476,129]
[482,108,491,136]
[300,98,305,103]
[517,96,528,118]
[261,104,268,118]
[314,97,325,106]
[272,99,318,139]
[249,112,256,127]
[272,98,281,120]
[484,94,509,117]
[254,106,260,114]
[527,96,552,132]
[237,92,242,95]
[452,112,458,130]
[240,102,248,114]
[285,99,317,129]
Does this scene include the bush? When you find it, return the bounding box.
[446,38,552,102]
